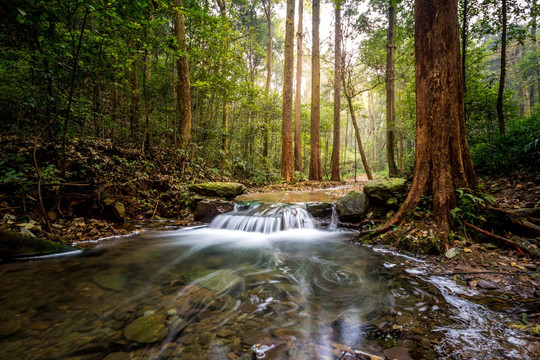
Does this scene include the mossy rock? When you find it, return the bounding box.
[124,314,168,343]
[0,229,79,260]
[363,178,407,205]
[93,273,127,291]
[189,182,246,199]
[336,191,368,222]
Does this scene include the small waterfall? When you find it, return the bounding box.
[328,206,339,230]
[209,203,316,233]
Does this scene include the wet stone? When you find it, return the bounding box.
[217,328,234,338]
[383,347,413,360]
[123,314,168,343]
[477,280,498,289]
[93,274,126,291]
[102,352,129,360]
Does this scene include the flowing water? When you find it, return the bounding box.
[0,203,534,359]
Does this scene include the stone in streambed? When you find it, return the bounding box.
[124,314,168,343]
[383,347,413,360]
[194,199,235,222]
[112,201,125,220]
[336,191,368,222]
[305,202,333,218]
[93,274,126,291]
[189,182,246,199]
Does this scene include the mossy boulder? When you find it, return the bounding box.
[363,178,407,205]
[93,273,127,291]
[0,229,78,260]
[124,314,168,343]
[336,191,368,222]
[189,182,246,199]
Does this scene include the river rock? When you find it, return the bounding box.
[0,229,78,260]
[124,314,168,343]
[189,182,246,199]
[194,199,235,222]
[383,347,413,360]
[112,201,125,220]
[102,353,129,360]
[93,274,126,291]
[305,202,333,218]
[251,342,288,360]
[336,191,367,222]
[363,178,406,205]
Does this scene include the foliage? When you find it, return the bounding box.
[471,109,540,174]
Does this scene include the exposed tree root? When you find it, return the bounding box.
[487,205,540,238]
[464,221,540,258]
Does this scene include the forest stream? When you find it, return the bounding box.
[0,196,536,360]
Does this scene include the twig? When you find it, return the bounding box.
[464,221,540,258]
[151,200,160,219]
[432,271,529,276]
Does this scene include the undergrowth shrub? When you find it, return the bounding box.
[471,109,540,174]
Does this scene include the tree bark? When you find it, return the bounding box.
[386,1,398,177]
[174,0,192,149]
[497,0,507,134]
[377,0,478,237]
[263,0,272,158]
[281,0,296,182]
[461,0,468,97]
[294,0,303,172]
[368,91,377,172]
[309,0,322,180]
[330,0,342,181]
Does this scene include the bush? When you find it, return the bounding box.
[471,109,540,174]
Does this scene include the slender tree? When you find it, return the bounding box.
[330,0,342,181]
[386,0,398,177]
[309,0,322,180]
[294,0,303,172]
[369,0,478,246]
[174,0,192,149]
[263,0,273,158]
[497,0,507,134]
[281,0,296,182]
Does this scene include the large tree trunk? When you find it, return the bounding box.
[461,0,468,96]
[174,0,192,149]
[330,0,342,181]
[497,0,507,134]
[309,0,322,180]
[385,1,398,177]
[379,0,478,239]
[294,0,303,172]
[263,0,272,158]
[281,0,296,182]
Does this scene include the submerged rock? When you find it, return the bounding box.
[383,347,413,360]
[93,273,126,291]
[336,191,367,222]
[189,182,246,199]
[363,178,406,205]
[194,199,235,222]
[124,314,168,343]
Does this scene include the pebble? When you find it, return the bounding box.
[166,308,178,317]
[477,280,498,290]
[217,328,234,338]
[143,310,155,317]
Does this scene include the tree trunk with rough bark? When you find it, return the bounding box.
[386,1,398,177]
[377,0,478,240]
[294,0,303,172]
[330,0,342,181]
[174,0,192,149]
[281,0,296,182]
[497,0,507,134]
[309,0,322,180]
